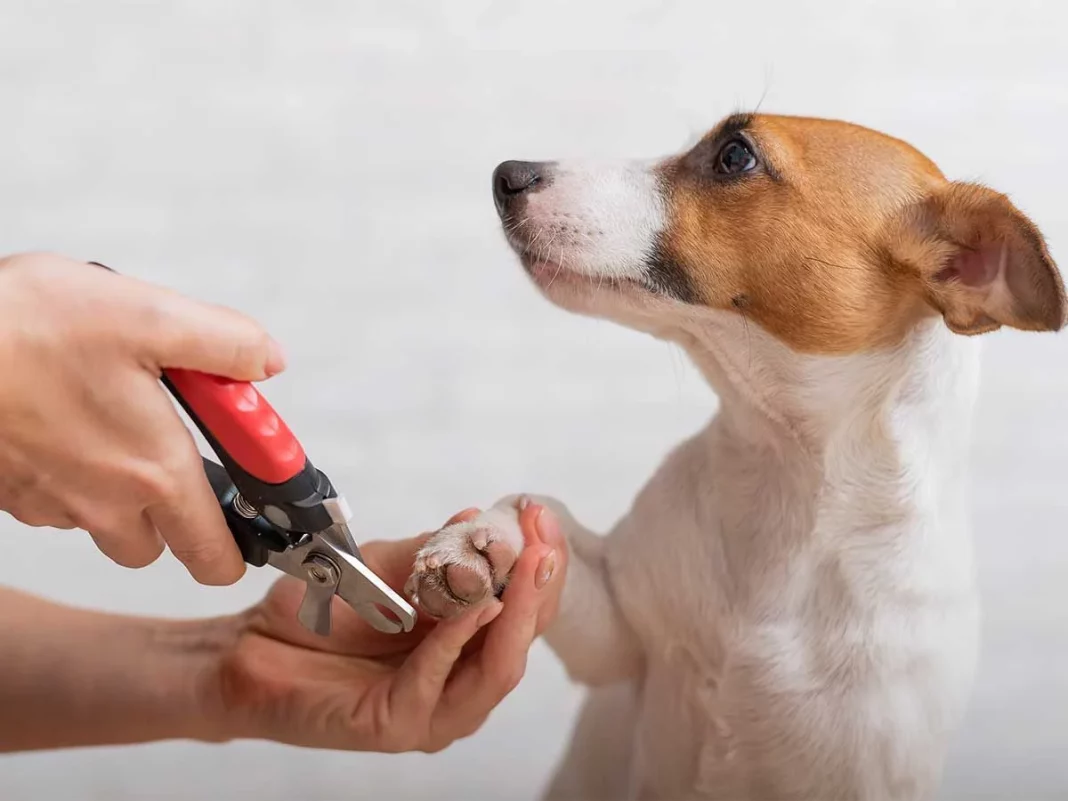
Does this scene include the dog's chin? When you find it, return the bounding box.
[518,256,650,310]
[512,252,691,338]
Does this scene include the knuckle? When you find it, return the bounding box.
[161,447,202,486]
[0,468,42,498]
[2,251,61,279]
[128,453,194,506]
[133,292,178,347]
[113,540,164,569]
[7,504,60,529]
[124,459,169,499]
[367,715,417,755]
[434,711,490,747]
[418,723,455,754]
[419,739,450,755]
[453,717,487,742]
[216,311,270,377]
[1,486,51,528]
[392,734,422,754]
[89,525,161,568]
[67,507,99,533]
[73,504,122,535]
[168,536,229,568]
[237,320,271,363]
[498,662,527,695]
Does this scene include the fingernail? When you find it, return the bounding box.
[535,507,561,546]
[476,600,503,628]
[517,495,531,511]
[535,549,557,589]
[265,339,287,376]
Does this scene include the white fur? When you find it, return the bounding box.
[509,160,665,282]
[412,160,984,800]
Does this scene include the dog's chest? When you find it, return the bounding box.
[599,432,980,799]
[600,446,810,793]
[603,432,817,670]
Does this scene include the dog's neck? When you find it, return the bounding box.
[679,310,979,462]
[672,312,980,575]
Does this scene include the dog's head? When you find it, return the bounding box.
[493,114,1065,357]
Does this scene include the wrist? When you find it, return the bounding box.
[61,612,248,748]
[0,590,246,752]
[147,614,249,744]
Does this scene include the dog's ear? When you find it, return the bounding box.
[893,182,1065,335]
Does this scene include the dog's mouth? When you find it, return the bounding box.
[492,157,683,306]
[522,258,641,293]
[503,227,648,297]
[514,250,650,300]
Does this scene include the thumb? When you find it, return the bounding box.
[135,288,286,380]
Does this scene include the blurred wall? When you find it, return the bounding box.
[0,1,1065,798]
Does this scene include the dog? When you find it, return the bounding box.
[405,113,1066,800]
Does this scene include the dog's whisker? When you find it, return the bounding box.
[546,244,565,290]
[528,225,548,254]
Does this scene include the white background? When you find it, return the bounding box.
[0,1,1066,799]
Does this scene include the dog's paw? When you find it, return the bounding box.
[405,504,525,619]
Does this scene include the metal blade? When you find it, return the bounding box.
[264,528,416,636]
[317,520,361,560]
[297,580,336,636]
[295,553,343,636]
[332,548,417,634]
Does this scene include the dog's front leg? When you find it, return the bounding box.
[406,494,642,686]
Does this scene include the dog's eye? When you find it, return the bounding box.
[714,139,757,176]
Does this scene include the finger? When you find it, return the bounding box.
[389,600,503,728]
[146,441,246,585]
[433,543,550,741]
[88,510,166,568]
[124,280,286,380]
[519,500,562,548]
[517,504,566,633]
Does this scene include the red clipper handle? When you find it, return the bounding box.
[164,369,306,485]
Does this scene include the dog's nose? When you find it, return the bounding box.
[492,160,543,215]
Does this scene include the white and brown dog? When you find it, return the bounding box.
[406,113,1066,800]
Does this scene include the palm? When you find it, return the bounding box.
[210,508,561,754]
[217,540,439,750]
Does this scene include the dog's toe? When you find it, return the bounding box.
[445,561,490,603]
[407,513,522,618]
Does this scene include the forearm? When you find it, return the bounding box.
[0,586,234,752]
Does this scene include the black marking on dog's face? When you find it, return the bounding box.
[645,239,700,303]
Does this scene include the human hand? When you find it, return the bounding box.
[198,505,566,752]
[0,252,285,584]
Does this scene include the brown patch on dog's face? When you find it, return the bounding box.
[655,114,1064,353]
